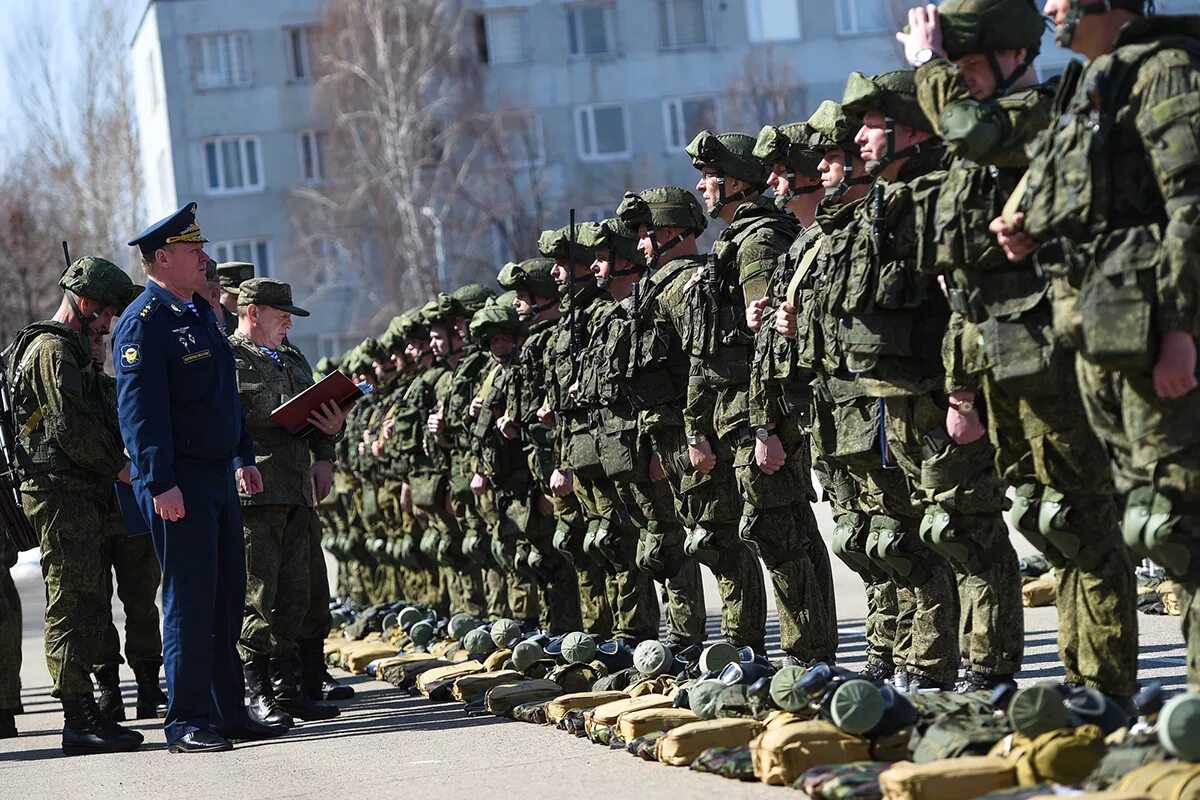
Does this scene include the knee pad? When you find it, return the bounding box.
[491,537,512,572]
[738,504,803,570]
[587,519,618,567]
[1010,483,1066,567]
[684,525,723,567]
[1123,486,1198,582]
[1038,487,1115,572]
[636,521,685,580]
[918,504,986,574]
[524,541,548,579]
[831,511,877,581]
[865,515,927,585]
[398,533,417,564]
[552,520,582,565]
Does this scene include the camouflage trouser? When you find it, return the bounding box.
[734,420,837,663]
[96,527,163,671]
[23,484,111,697]
[884,393,1024,677]
[562,481,615,637]
[475,489,537,624]
[521,495,582,633]
[984,356,1138,697]
[238,503,314,661]
[422,502,485,618]
[344,484,372,606]
[654,425,768,649]
[1076,355,1200,692]
[0,537,22,711]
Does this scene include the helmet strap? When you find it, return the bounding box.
[985,51,1033,100]
[648,224,689,269]
[67,292,100,337]
[709,175,754,219]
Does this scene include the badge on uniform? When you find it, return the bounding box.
[121,345,141,368]
[173,326,197,353]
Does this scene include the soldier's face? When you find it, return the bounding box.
[591,246,612,281]
[856,112,889,163]
[514,290,534,317]
[954,50,1027,100]
[488,333,515,361]
[251,305,292,348]
[696,169,721,211]
[768,164,792,197]
[160,242,210,295]
[430,325,452,357]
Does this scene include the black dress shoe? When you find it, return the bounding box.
[222,717,288,741]
[168,730,233,754]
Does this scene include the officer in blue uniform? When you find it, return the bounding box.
[112,202,288,753]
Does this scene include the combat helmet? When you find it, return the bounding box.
[806,100,872,201]
[686,130,768,218]
[939,0,1045,97]
[576,218,647,289]
[615,186,707,267]
[468,299,521,346]
[537,226,595,268]
[451,283,496,315]
[753,122,824,209]
[497,258,559,320]
[842,70,941,175]
[60,256,137,317]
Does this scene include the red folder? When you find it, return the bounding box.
[270,371,364,436]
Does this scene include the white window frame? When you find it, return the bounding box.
[661,94,718,151]
[566,1,616,58]
[836,0,890,35]
[189,32,252,90]
[483,9,528,65]
[285,25,316,82]
[204,135,264,195]
[746,0,802,43]
[298,129,329,184]
[212,238,272,277]
[659,0,711,50]
[575,103,631,161]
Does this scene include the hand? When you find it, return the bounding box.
[307,400,346,436]
[775,301,798,338]
[470,472,490,496]
[550,468,574,497]
[754,431,787,475]
[469,396,484,418]
[357,441,367,456]
[371,439,384,458]
[937,274,950,299]
[537,404,556,427]
[498,414,520,439]
[427,411,444,436]
[746,296,771,333]
[946,392,986,444]
[1154,330,1199,399]
[896,3,943,64]
[382,417,395,439]
[117,462,132,485]
[153,486,186,522]
[400,482,413,514]
[311,460,333,503]
[648,452,666,483]
[688,438,717,474]
[989,214,1039,263]
[237,465,264,495]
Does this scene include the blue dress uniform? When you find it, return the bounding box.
[112,204,258,746]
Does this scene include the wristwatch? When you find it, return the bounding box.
[753,426,773,442]
[911,47,937,68]
[949,398,976,415]
[686,434,707,447]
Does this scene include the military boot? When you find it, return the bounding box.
[86,696,145,745]
[60,696,141,756]
[243,657,293,729]
[133,662,168,719]
[301,638,353,701]
[94,665,125,721]
[956,669,1017,694]
[0,709,16,739]
[275,654,339,721]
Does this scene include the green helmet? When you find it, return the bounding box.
[633,640,672,677]
[939,0,1044,60]
[1158,692,1200,762]
[688,679,728,720]
[489,618,522,649]
[769,666,811,712]
[424,293,467,328]
[409,620,435,647]
[615,187,707,237]
[313,356,339,380]
[842,70,932,134]
[560,631,597,665]
[1008,684,1069,737]
[452,283,496,315]
[497,258,558,302]
[806,101,861,153]
[360,336,386,363]
[468,301,520,343]
[829,679,885,735]
[577,218,646,288]
[538,226,595,266]
[511,640,545,673]
[686,130,766,186]
[462,627,496,658]
[60,256,136,311]
[753,122,824,210]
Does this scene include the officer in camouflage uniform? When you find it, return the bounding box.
[1001,0,1200,691]
[684,130,837,664]
[496,258,585,634]
[903,0,1138,698]
[0,535,21,738]
[5,256,144,753]
[617,186,770,651]
[230,279,341,724]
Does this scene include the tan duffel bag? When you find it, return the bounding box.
[751,719,874,786]
[452,670,524,703]
[483,649,512,672]
[880,756,1016,800]
[617,707,701,742]
[342,642,400,674]
[584,694,673,741]
[545,691,629,725]
[416,660,484,696]
[655,718,765,767]
[1022,576,1057,608]
[484,679,563,718]
[1114,761,1200,800]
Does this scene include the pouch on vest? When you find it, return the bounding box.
[408,472,446,512]
[1077,226,1159,371]
[840,315,914,375]
[565,424,604,478]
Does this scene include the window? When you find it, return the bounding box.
[567,2,615,57]
[298,129,329,183]
[203,135,263,193]
[213,239,271,276]
[308,236,353,286]
[836,0,891,35]
[286,26,317,81]
[663,95,718,150]
[189,32,251,90]
[478,10,527,64]
[746,0,801,42]
[659,0,710,49]
[575,103,630,160]
[495,111,544,169]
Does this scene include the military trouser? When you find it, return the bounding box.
[521,493,582,633]
[96,528,163,672]
[1076,355,1200,691]
[984,357,1138,697]
[559,479,614,637]
[883,393,1024,677]
[0,537,22,711]
[733,421,837,663]
[657,427,768,649]
[23,484,111,698]
[478,489,538,623]
[344,483,371,606]
[421,497,485,618]
[237,503,314,662]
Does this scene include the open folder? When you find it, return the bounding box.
[269,371,365,437]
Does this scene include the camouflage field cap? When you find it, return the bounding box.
[452,283,496,315]
[469,300,521,342]
[769,666,811,712]
[806,101,862,152]
[753,123,823,178]
[408,620,435,647]
[938,0,1045,60]
[462,627,496,658]
[1158,692,1200,762]
[616,187,708,236]
[216,261,255,290]
[842,70,934,134]
[60,256,136,310]
[688,678,728,720]
[538,226,596,265]
[829,679,885,735]
[686,130,767,187]
[448,613,476,641]
[497,258,559,299]
[560,631,597,665]
[698,642,739,674]
[397,606,423,632]
[237,278,310,316]
[511,640,545,672]
[633,641,672,677]
[490,618,522,649]
[1008,684,1069,737]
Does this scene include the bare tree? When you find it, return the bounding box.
[724,46,807,132]
[0,155,64,342]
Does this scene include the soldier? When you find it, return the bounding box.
[902,0,1139,699]
[216,261,254,315]
[230,278,343,724]
[753,120,827,227]
[0,535,21,738]
[683,130,837,665]
[5,256,145,753]
[996,0,1200,691]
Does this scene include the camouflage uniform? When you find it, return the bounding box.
[1020,13,1200,691]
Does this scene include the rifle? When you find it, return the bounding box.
[62,240,71,271]
[868,182,898,470]
[567,209,580,387]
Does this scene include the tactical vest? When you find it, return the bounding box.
[795,199,865,377]
[623,260,694,410]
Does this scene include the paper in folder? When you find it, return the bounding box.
[270,371,365,437]
[114,481,150,536]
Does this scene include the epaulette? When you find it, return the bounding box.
[137,298,161,320]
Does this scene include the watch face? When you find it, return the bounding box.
[754,427,770,441]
